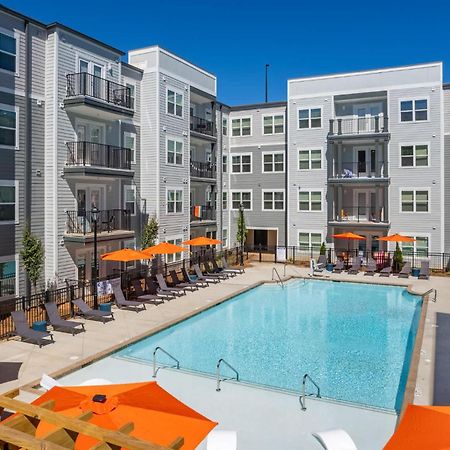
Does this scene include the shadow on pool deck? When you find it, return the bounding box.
[433,313,450,405]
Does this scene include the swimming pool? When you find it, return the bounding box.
[116,279,422,411]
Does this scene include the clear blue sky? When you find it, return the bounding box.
[6,0,450,105]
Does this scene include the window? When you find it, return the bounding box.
[222,191,228,210]
[298,190,322,211]
[0,32,16,73]
[222,228,228,248]
[298,108,322,129]
[0,181,17,223]
[222,117,228,136]
[167,89,183,117]
[402,236,429,256]
[262,191,284,210]
[123,185,136,215]
[167,237,183,263]
[231,117,251,136]
[123,132,136,164]
[167,138,183,165]
[263,114,284,134]
[401,190,429,212]
[231,191,252,210]
[298,149,322,170]
[400,144,428,167]
[298,232,322,251]
[262,152,284,172]
[0,256,17,295]
[400,99,428,122]
[167,189,183,213]
[123,239,137,269]
[126,83,135,109]
[222,155,228,173]
[0,106,17,148]
[231,154,252,173]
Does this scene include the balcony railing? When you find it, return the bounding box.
[66,142,132,171]
[0,274,15,297]
[66,73,132,109]
[332,205,388,223]
[66,209,131,235]
[329,116,388,136]
[331,161,388,179]
[190,161,216,179]
[191,205,216,222]
[190,115,215,136]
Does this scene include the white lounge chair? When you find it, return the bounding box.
[312,429,357,450]
[310,259,324,277]
[40,373,61,391]
[207,430,237,450]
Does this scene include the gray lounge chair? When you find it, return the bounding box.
[399,261,412,278]
[221,257,244,274]
[181,268,209,287]
[317,254,327,270]
[44,302,85,335]
[131,279,165,304]
[365,258,376,276]
[156,273,186,296]
[210,258,237,277]
[9,311,54,348]
[379,260,393,277]
[111,280,146,312]
[193,264,221,283]
[348,258,361,275]
[144,277,176,300]
[418,260,430,280]
[203,261,229,279]
[333,259,344,273]
[72,298,114,323]
[169,270,198,291]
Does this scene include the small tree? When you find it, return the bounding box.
[393,242,403,272]
[236,206,247,265]
[20,226,44,292]
[319,242,326,256]
[141,216,159,249]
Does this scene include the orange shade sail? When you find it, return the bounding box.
[100,248,151,262]
[384,404,450,449]
[332,232,366,240]
[29,381,217,450]
[182,237,222,246]
[142,242,187,256]
[377,234,416,243]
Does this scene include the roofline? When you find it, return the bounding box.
[443,83,450,90]
[288,62,443,84]
[0,3,46,27]
[229,101,287,111]
[121,61,143,74]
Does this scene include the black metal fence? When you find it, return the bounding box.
[190,115,215,136]
[190,205,216,222]
[331,206,388,223]
[330,161,387,179]
[0,274,15,297]
[66,142,132,170]
[66,209,131,235]
[190,161,216,179]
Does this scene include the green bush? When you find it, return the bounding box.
[393,243,403,272]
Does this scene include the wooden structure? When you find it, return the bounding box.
[0,395,183,450]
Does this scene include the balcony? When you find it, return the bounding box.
[190,115,216,138]
[65,73,133,118]
[190,205,216,224]
[329,205,389,227]
[65,142,133,177]
[328,116,389,138]
[329,161,388,182]
[64,209,133,243]
[190,161,216,180]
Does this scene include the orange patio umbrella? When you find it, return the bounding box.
[100,248,151,262]
[28,381,217,450]
[142,242,187,257]
[182,236,222,246]
[332,232,366,240]
[377,233,416,243]
[384,404,450,449]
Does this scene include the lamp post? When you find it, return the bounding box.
[239,203,244,266]
[91,206,99,309]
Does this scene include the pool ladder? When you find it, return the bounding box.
[272,267,285,288]
[216,358,239,392]
[152,346,180,378]
[421,288,437,302]
[299,373,321,411]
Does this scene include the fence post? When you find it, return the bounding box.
[275,246,277,263]
[442,252,445,272]
[69,285,75,317]
[293,246,296,264]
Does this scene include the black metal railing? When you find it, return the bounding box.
[66,209,131,235]
[329,116,388,135]
[190,115,215,136]
[332,205,389,223]
[66,142,132,170]
[190,205,216,222]
[0,275,15,297]
[190,161,216,178]
[331,161,388,178]
[66,73,132,109]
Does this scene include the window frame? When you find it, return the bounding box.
[297,148,323,171]
[400,233,430,257]
[230,152,252,174]
[166,136,184,166]
[297,107,323,130]
[123,79,136,110]
[230,190,253,211]
[166,187,184,215]
[222,117,228,136]
[0,254,19,296]
[123,131,136,164]
[298,230,323,251]
[262,113,285,135]
[166,235,184,263]
[222,191,228,210]
[261,189,285,211]
[166,87,184,118]
[0,104,19,150]
[399,97,429,123]
[222,228,228,248]
[123,238,137,269]
[123,184,136,217]
[399,188,430,213]
[261,151,285,173]
[0,180,18,224]
[231,116,252,137]
[298,189,323,212]
[0,27,19,76]
[399,143,430,168]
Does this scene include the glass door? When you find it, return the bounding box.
[356,191,367,221]
[92,64,103,98]
[76,125,86,165]
[357,150,367,177]
[90,125,103,166]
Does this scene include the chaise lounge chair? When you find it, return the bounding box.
[181,267,209,287]
[145,277,176,300]
[310,259,324,277]
[193,264,221,283]
[72,298,114,323]
[364,257,376,276]
[9,311,54,348]
[169,270,198,291]
[418,260,430,280]
[111,280,146,312]
[312,428,357,450]
[44,302,85,335]
[347,258,361,275]
[221,257,245,274]
[203,261,229,279]
[210,258,237,277]
[399,261,412,278]
[131,279,165,304]
[317,254,327,270]
[333,259,345,273]
[156,273,186,296]
[379,260,392,277]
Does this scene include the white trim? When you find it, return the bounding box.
[440,65,445,253]
[230,141,285,148]
[399,187,431,214]
[297,230,324,248]
[166,86,184,119]
[230,152,252,174]
[166,186,184,215]
[165,135,184,166]
[296,106,323,130]
[230,116,252,137]
[0,27,20,77]
[261,189,285,211]
[0,180,19,225]
[398,96,430,124]
[261,113,285,135]
[165,234,184,263]
[398,142,430,168]
[230,189,253,211]
[0,103,19,150]
[123,131,137,164]
[297,147,324,171]
[261,151,285,173]
[247,226,279,231]
[297,188,324,213]
[123,184,137,217]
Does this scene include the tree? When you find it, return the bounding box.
[393,242,403,272]
[141,216,159,249]
[319,242,326,256]
[236,206,247,265]
[20,226,44,292]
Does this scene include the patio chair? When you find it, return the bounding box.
[210,258,237,277]
[144,277,176,300]
[221,257,245,274]
[310,259,324,277]
[312,429,357,450]
[399,261,412,278]
[44,302,85,335]
[317,254,327,270]
[333,259,345,273]
[9,311,54,348]
[181,267,209,287]
[169,270,198,291]
[364,258,376,276]
[418,260,430,280]
[203,261,229,279]
[347,258,361,275]
[72,298,114,323]
[193,264,221,283]
[156,273,186,296]
[111,280,146,312]
[131,279,165,304]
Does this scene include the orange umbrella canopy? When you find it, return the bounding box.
[384,404,450,449]
[182,237,222,246]
[332,232,366,240]
[377,233,416,243]
[142,242,187,256]
[30,381,217,450]
[100,248,151,262]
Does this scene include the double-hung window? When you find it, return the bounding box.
[166,237,183,263]
[263,114,284,134]
[0,181,17,223]
[222,118,228,135]
[167,138,183,165]
[0,31,17,73]
[222,228,228,247]
[167,89,183,117]
[125,83,135,109]
[400,144,428,167]
[167,189,183,213]
[222,191,228,210]
[298,190,322,211]
[231,154,251,173]
[400,99,428,122]
[401,189,429,212]
[298,149,322,170]
[298,232,322,251]
[231,117,251,136]
[402,236,429,256]
[222,155,228,173]
[123,132,136,164]
[262,152,284,172]
[298,108,322,129]
[0,106,17,148]
[123,185,136,215]
[231,191,251,210]
[262,191,284,210]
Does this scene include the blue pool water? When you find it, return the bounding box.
[116,280,422,411]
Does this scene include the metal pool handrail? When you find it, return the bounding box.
[216,358,239,392]
[421,288,437,302]
[299,373,321,411]
[272,267,285,288]
[152,346,180,378]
